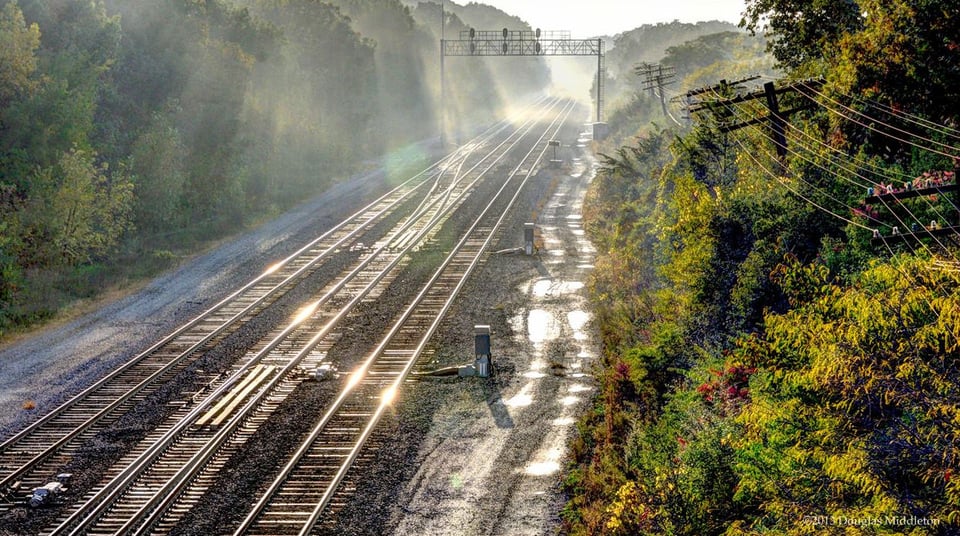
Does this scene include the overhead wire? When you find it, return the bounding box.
[757,74,960,143]
[772,108,960,229]
[703,87,898,232]
[700,88,960,315]
[708,82,960,238]
[861,100,960,143]
[658,87,686,127]
[776,78,960,222]
[792,80,960,159]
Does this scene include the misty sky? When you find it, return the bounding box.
[474,0,747,36]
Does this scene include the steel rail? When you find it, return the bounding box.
[294,98,577,536]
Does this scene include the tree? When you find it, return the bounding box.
[741,0,864,70]
[129,113,185,234]
[25,148,133,265]
[0,1,41,108]
[827,0,960,158]
[735,256,960,529]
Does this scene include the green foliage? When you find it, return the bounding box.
[0,0,482,335]
[741,0,864,70]
[664,31,778,90]
[129,113,185,233]
[604,21,741,108]
[736,255,960,531]
[0,1,41,107]
[566,5,960,535]
[23,148,134,266]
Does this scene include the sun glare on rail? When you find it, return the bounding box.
[381,386,398,405]
[263,261,283,275]
[346,368,365,390]
[291,302,319,325]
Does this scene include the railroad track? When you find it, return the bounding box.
[0,96,549,512]
[8,97,576,535]
[232,98,578,536]
[44,97,571,535]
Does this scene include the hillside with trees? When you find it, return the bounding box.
[601,21,744,111]
[564,1,960,534]
[0,0,543,339]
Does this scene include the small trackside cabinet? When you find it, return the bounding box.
[524,223,535,256]
[475,325,491,377]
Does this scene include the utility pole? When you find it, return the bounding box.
[688,78,823,165]
[763,81,787,160]
[636,63,676,117]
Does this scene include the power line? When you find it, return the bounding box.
[793,81,960,158]
[756,74,960,144]
[705,87,960,256]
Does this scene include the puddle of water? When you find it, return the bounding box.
[522,358,548,379]
[505,382,536,407]
[506,393,534,407]
[567,310,590,330]
[532,280,584,298]
[523,445,564,476]
[528,309,561,343]
[524,461,561,476]
[576,241,597,254]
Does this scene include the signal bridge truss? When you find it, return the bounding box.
[441,29,606,125]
